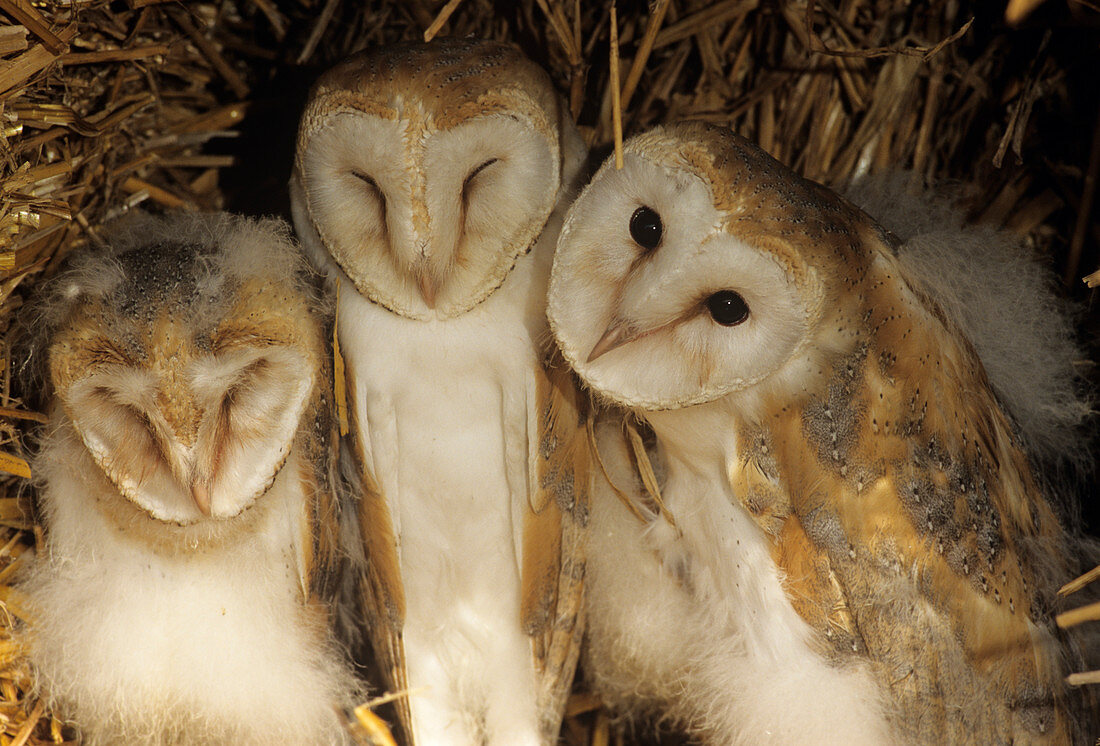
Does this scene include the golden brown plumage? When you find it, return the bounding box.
[522,349,590,736]
[738,251,1072,739]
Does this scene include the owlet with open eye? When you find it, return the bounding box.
[291,39,590,746]
[548,122,1089,744]
[22,212,359,745]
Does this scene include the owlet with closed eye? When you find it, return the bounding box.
[291,40,589,746]
[23,213,358,745]
[548,122,1087,744]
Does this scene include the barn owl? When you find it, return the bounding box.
[22,213,358,745]
[290,39,589,746]
[547,121,1086,744]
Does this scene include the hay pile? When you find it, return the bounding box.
[0,0,1097,743]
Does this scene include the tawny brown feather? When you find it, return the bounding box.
[343,355,412,737]
[524,348,590,739]
[692,127,1080,740]
[739,268,1075,739]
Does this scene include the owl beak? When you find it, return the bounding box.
[191,479,212,517]
[416,268,438,309]
[587,321,636,363]
[589,316,682,363]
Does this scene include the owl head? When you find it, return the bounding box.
[294,39,571,320]
[39,213,325,525]
[548,121,898,413]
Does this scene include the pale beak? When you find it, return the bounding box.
[191,479,212,517]
[416,268,438,309]
[587,321,638,363]
[588,315,683,363]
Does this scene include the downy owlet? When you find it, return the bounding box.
[23,213,358,745]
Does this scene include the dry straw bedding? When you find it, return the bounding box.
[0,0,1097,743]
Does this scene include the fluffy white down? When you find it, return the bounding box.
[844,173,1091,467]
[24,423,359,746]
[585,415,899,745]
[582,420,702,728]
[33,212,313,332]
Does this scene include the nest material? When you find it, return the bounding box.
[0,0,1098,743]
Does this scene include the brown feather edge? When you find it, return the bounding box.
[305,328,345,609]
[523,347,590,742]
[344,355,412,741]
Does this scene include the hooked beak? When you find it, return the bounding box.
[587,316,683,363]
[416,270,438,309]
[413,247,439,309]
[191,479,212,517]
[587,320,641,363]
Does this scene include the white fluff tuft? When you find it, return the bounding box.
[582,445,699,729]
[24,422,360,746]
[583,417,899,745]
[844,173,1092,469]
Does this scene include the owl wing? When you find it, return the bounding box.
[342,354,412,737]
[279,313,345,616]
[520,346,590,739]
[291,170,411,733]
[740,258,1078,743]
[746,412,1077,744]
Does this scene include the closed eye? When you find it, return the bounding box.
[350,169,379,190]
[351,169,384,198]
[463,158,498,200]
[85,339,132,367]
[350,170,388,234]
[466,158,498,183]
[210,326,290,354]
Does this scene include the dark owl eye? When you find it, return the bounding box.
[629,206,662,251]
[705,290,750,326]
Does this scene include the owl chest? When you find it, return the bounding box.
[49,440,306,592]
[340,283,539,542]
[34,439,322,698]
[655,459,822,665]
[341,279,534,490]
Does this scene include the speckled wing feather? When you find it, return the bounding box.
[730,243,1078,743]
[343,354,412,739]
[522,347,590,741]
